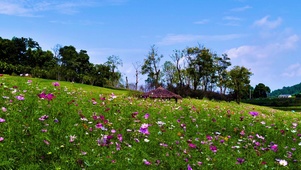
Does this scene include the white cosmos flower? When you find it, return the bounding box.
[279,159,288,166]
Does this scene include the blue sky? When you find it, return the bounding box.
[0,0,300,91]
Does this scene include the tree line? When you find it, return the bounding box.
[140,45,255,103]
[0,36,263,103]
[0,36,122,87]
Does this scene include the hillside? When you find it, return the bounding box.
[270,82,301,97]
[1,75,301,169]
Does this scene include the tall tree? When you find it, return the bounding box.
[105,55,123,87]
[228,66,253,104]
[141,45,163,88]
[253,83,271,98]
[171,49,185,88]
[52,44,62,80]
[216,53,231,94]
[132,61,142,91]
[162,61,176,86]
[186,46,216,91]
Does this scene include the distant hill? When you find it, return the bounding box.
[270,82,301,97]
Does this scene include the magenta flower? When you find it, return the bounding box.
[206,135,213,141]
[52,82,60,86]
[236,158,245,164]
[210,145,218,153]
[132,112,138,118]
[139,123,150,135]
[143,159,151,165]
[187,164,193,170]
[0,137,4,142]
[270,144,278,152]
[189,143,197,149]
[95,123,103,129]
[117,134,123,142]
[38,92,55,101]
[39,115,49,121]
[249,111,258,117]
[144,113,150,119]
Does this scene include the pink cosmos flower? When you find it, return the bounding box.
[117,134,123,142]
[16,95,24,100]
[270,144,278,152]
[44,140,50,145]
[143,159,151,165]
[206,135,213,141]
[249,111,259,117]
[39,115,49,121]
[110,93,117,99]
[95,123,103,129]
[236,158,245,164]
[210,145,217,153]
[38,92,55,101]
[0,118,5,123]
[139,123,150,135]
[144,113,150,119]
[116,142,121,150]
[189,143,197,148]
[41,129,47,133]
[1,107,7,112]
[69,135,77,143]
[52,82,60,86]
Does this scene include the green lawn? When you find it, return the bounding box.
[0,75,300,169]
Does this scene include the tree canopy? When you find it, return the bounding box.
[1,36,258,101]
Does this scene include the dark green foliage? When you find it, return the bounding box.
[270,82,301,97]
[0,36,122,88]
[228,66,253,104]
[253,83,271,98]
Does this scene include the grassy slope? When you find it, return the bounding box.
[3,74,132,95]
[1,75,301,169]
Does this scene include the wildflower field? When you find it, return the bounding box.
[1,75,301,169]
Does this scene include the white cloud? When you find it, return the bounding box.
[0,0,122,16]
[157,34,245,46]
[226,31,299,60]
[225,45,256,58]
[223,16,242,21]
[193,19,209,25]
[230,5,252,12]
[0,2,32,16]
[253,16,282,29]
[281,63,301,78]
[282,34,299,49]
